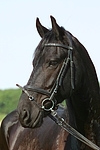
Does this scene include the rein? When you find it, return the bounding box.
[16,84,100,150]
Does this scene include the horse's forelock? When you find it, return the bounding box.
[33,30,56,65]
[33,28,73,67]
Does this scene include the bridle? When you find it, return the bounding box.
[16,43,100,150]
[17,43,74,111]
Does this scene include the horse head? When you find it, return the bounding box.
[17,16,98,131]
[17,16,86,128]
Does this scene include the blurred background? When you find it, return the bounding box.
[0,0,100,120]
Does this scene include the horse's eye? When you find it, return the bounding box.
[49,60,58,67]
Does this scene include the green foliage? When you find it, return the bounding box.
[0,113,6,121]
[0,89,21,116]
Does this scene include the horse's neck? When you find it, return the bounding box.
[71,76,100,146]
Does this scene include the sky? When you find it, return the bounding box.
[0,0,100,89]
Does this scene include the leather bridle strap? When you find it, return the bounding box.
[45,43,74,90]
[45,43,73,50]
[24,86,50,97]
[17,43,74,111]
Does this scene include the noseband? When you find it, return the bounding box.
[17,43,74,111]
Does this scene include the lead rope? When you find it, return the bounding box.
[16,84,100,150]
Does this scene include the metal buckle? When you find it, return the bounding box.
[42,98,55,111]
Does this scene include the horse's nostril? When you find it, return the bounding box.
[23,109,28,119]
[22,109,30,123]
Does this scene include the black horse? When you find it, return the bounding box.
[0,16,100,150]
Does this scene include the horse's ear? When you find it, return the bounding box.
[36,18,49,38]
[50,16,61,39]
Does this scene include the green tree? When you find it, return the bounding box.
[0,89,21,116]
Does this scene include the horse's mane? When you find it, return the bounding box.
[73,36,99,91]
